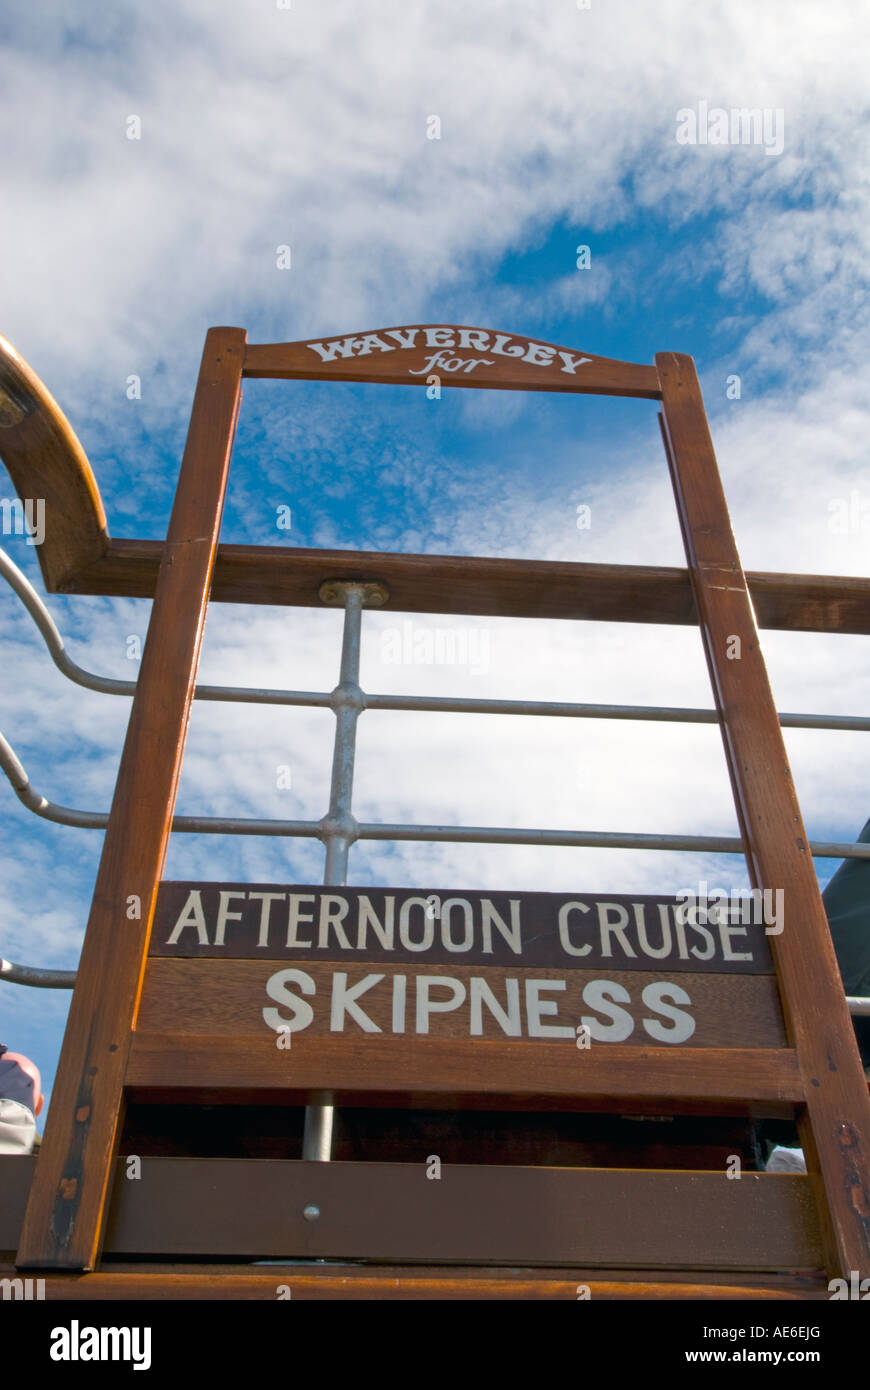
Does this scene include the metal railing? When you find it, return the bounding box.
[1,548,869,1033]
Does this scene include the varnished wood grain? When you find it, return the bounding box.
[126,1031,803,1104]
[137,958,788,1048]
[15,329,246,1271]
[64,538,870,633]
[0,332,107,590]
[6,1156,825,1270]
[658,351,870,1279]
[92,1158,824,1268]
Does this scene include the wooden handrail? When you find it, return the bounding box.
[0,333,108,589]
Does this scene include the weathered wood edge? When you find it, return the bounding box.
[0,1264,829,1300]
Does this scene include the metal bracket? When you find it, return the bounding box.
[318,579,390,608]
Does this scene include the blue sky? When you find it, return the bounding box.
[1,0,869,1119]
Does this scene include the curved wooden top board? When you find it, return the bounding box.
[243,324,663,398]
[0,333,108,591]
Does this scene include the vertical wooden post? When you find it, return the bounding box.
[16,327,246,1269]
[657,351,870,1278]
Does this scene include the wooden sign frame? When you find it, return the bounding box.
[3,324,868,1287]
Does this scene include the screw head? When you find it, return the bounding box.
[303,1203,320,1222]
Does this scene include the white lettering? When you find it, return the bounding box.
[306,337,362,362]
[457,328,491,350]
[580,979,634,1042]
[408,350,493,376]
[392,973,406,1032]
[384,328,419,349]
[356,895,395,949]
[480,899,523,954]
[317,894,352,950]
[247,892,285,947]
[305,328,596,378]
[166,890,209,945]
[286,894,315,948]
[525,979,575,1038]
[490,333,526,358]
[49,1322,152,1370]
[633,903,673,960]
[263,968,316,1034]
[353,334,393,356]
[717,920,752,961]
[330,972,384,1032]
[416,975,466,1033]
[399,898,435,951]
[641,981,695,1043]
[215,891,246,946]
[440,897,474,952]
[523,342,556,366]
[558,901,593,956]
[469,977,522,1036]
[597,903,636,957]
[557,350,593,375]
[689,920,715,961]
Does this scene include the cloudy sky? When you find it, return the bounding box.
[1,0,869,1115]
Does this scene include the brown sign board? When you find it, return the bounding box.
[139,959,786,1050]
[243,325,662,399]
[151,884,775,972]
[137,884,786,1057]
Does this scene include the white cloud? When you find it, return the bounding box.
[1,1,867,394]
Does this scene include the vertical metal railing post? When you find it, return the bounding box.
[301,579,389,1161]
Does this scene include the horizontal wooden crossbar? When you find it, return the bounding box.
[2,332,867,631]
[59,539,870,632]
[1,1156,823,1269]
[126,1035,804,1109]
